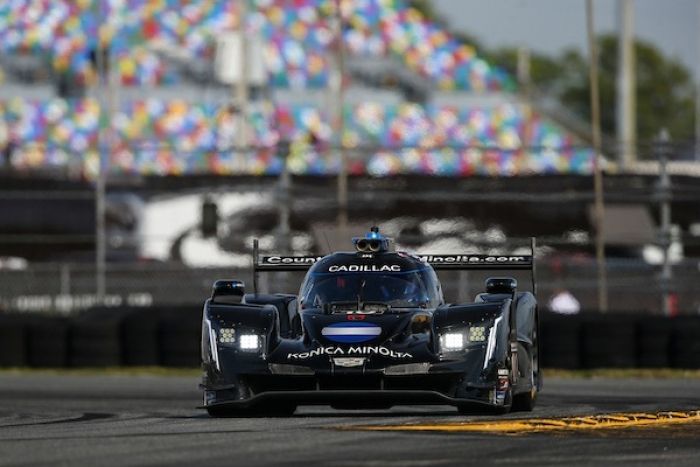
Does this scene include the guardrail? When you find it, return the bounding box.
[0,308,698,369]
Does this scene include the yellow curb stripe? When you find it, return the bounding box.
[351,410,700,434]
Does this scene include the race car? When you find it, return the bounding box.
[200,227,541,416]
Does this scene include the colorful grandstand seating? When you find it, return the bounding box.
[0,0,511,90]
[0,1,590,178]
[1,98,593,178]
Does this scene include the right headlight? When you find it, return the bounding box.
[238,333,262,351]
[467,326,488,343]
[440,324,491,352]
[440,332,466,351]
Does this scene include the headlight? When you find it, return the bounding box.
[468,326,487,343]
[440,324,491,353]
[218,328,236,345]
[440,332,465,351]
[238,334,261,351]
[216,326,263,352]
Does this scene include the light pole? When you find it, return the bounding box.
[334,0,348,236]
[616,0,636,168]
[586,0,609,312]
[94,0,110,303]
[696,1,700,161]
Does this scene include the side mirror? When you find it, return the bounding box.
[212,280,245,303]
[485,277,517,294]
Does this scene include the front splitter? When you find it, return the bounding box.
[199,389,499,410]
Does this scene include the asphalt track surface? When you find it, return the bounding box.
[1,374,699,466]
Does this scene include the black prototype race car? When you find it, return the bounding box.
[200,227,541,416]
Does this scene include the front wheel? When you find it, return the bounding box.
[457,367,513,415]
[511,340,538,412]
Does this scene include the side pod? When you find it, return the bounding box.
[476,292,537,347]
[202,300,280,375]
[433,300,511,361]
[433,300,510,332]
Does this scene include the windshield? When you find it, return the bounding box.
[300,269,441,309]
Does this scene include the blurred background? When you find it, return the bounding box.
[1,0,699,323]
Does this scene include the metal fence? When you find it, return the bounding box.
[2,257,699,315]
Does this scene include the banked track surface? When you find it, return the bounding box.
[0,374,699,466]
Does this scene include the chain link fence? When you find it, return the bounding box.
[2,257,699,315]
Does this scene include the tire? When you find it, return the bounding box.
[27,317,69,367]
[512,342,538,412]
[459,361,514,415]
[670,318,700,369]
[69,312,123,367]
[159,307,201,367]
[122,308,160,366]
[581,315,636,368]
[0,316,27,367]
[540,313,581,369]
[636,317,672,368]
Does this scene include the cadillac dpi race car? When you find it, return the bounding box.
[200,227,541,416]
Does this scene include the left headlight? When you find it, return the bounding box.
[218,327,263,352]
[218,327,236,345]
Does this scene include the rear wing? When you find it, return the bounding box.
[418,254,532,270]
[252,238,537,295]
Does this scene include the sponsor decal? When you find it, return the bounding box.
[322,322,381,343]
[419,255,528,264]
[263,256,323,265]
[287,346,412,360]
[327,264,401,273]
[496,371,510,405]
[333,357,366,367]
